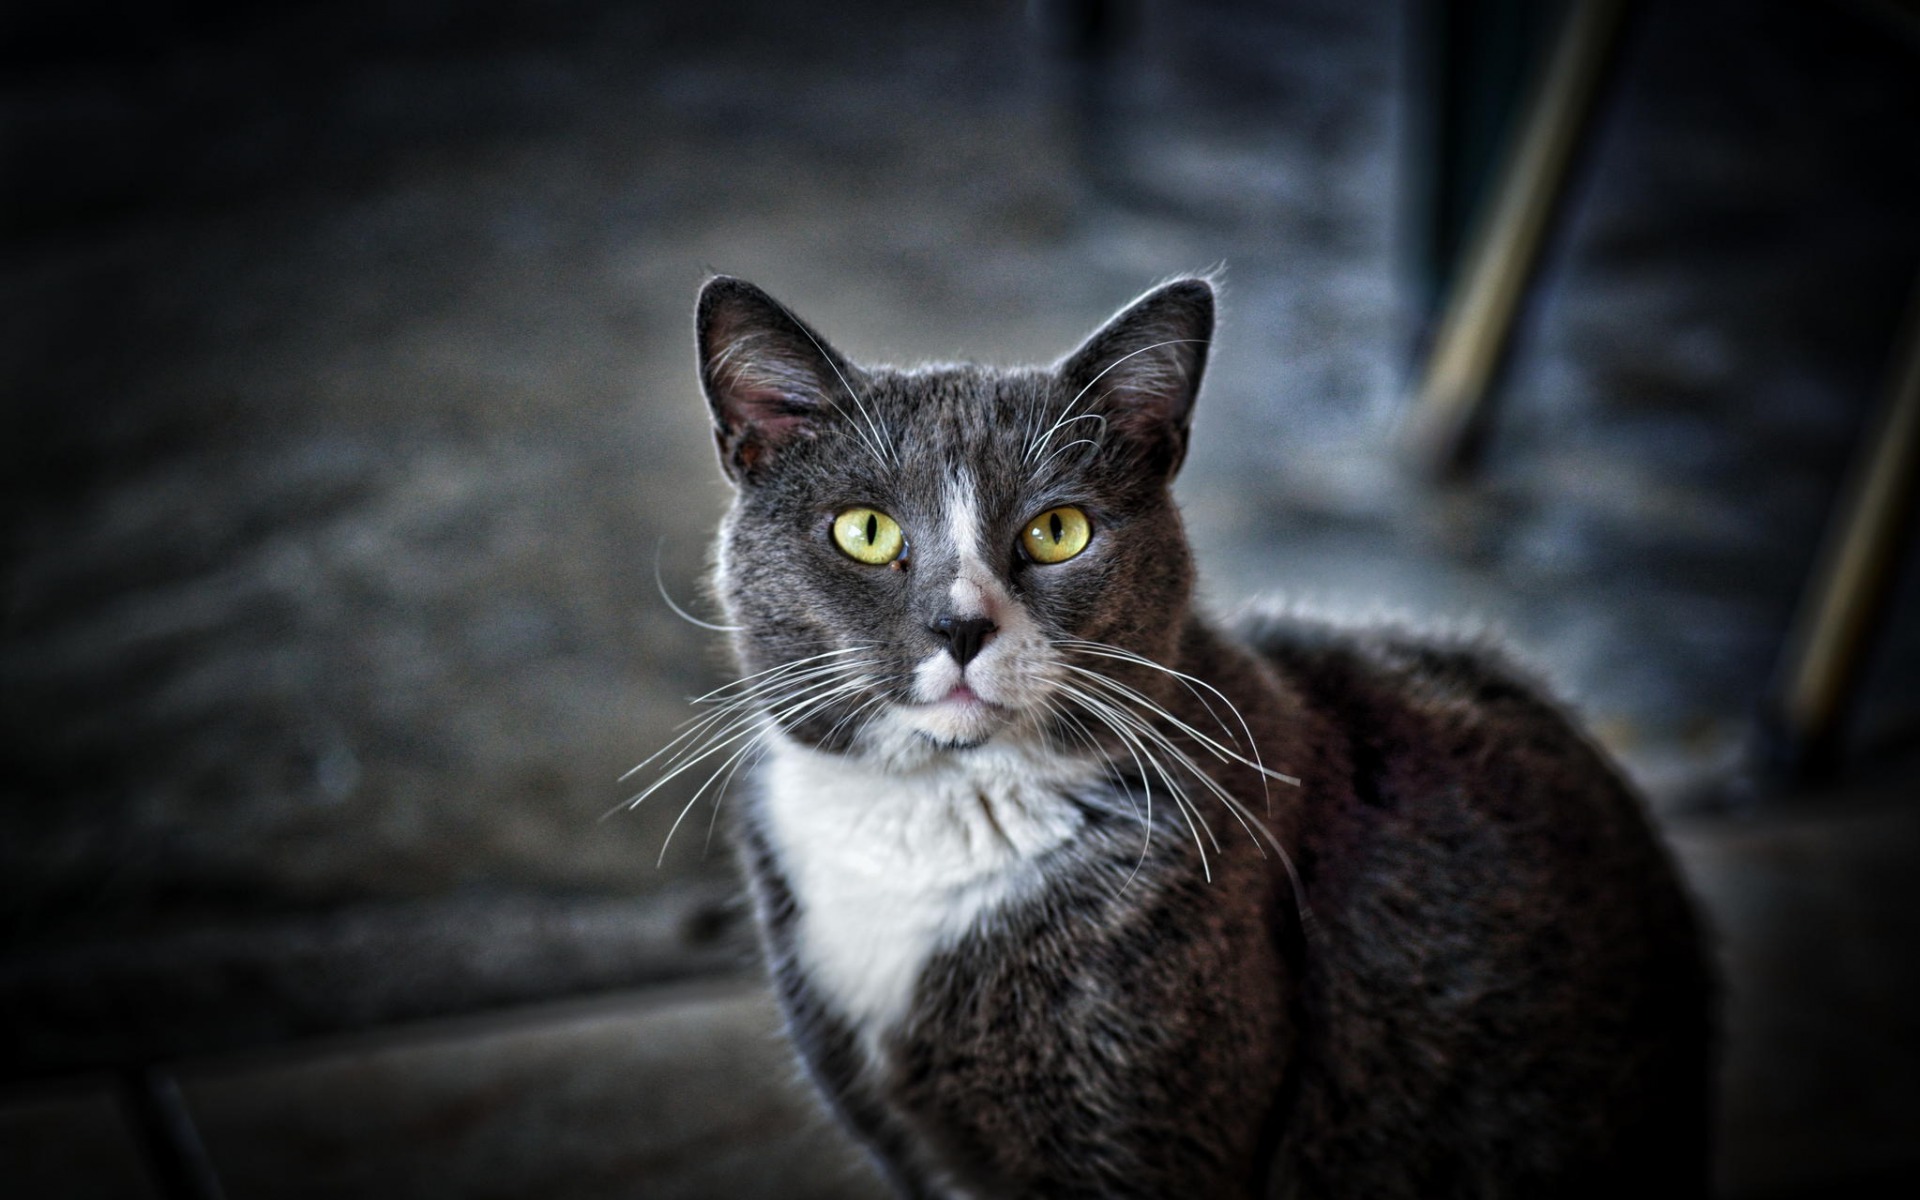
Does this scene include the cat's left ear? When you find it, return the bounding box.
[1055,278,1214,478]
[696,276,862,484]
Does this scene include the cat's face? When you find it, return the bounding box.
[696,277,1213,768]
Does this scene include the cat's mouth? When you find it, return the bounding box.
[899,682,1011,750]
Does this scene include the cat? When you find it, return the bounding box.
[646,274,1714,1198]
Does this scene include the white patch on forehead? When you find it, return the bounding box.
[943,469,981,558]
[942,468,1002,619]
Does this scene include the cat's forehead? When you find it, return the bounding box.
[852,364,1074,485]
[753,361,1134,515]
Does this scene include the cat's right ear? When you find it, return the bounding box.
[695,276,858,484]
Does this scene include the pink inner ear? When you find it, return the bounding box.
[1105,381,1184,434]
[730,385,814,439]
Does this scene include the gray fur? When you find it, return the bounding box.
[680,276,1713,1198]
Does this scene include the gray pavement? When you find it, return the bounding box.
[178,979,882,1200]
[5,978,885,1200]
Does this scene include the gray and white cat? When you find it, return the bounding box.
[656,275,1712,1198]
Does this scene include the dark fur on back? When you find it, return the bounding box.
[1241,614,1714,1197]
[680,276,1715,1198]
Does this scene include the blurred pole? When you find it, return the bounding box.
[1402,0,1632,478]
[124,1068,228,1200]
[1760,280,1920,782]
[1402,0,1559,330]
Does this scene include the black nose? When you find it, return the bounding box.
[930,615,997,667]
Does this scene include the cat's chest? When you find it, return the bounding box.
[755,738,1092,1041]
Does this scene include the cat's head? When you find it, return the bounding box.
[695,276,1213,767]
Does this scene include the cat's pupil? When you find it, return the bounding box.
[1049,512,1063,543]
[865,514,878,545]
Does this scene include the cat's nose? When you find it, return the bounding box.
[930,615,997,667]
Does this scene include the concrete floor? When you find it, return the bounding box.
[4,0,1918,1195]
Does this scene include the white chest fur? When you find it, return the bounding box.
[758,736,1091,1041]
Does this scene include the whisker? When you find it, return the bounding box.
[1041,695,1156,891]
[1045,700,1138,822]
[652,675,873,863]
[1058,640,1298,785]
[670,652,877,739]
[1105,701,1260,857]
[1048,684,1158,850]
[1053,649,1316,927]
[653,538,742,633]
[698,690,889,860]
[1047,411,1110,441]
[690,646,875,706]
[1060,667,1236,768]
[1058,640,1238,740]
[1059,659,1299,788]
[1090,692,1225,856]
[626,674,871,811]
[820,692,891,749]
[1064,670,1287,861]
[657,720,771,865]
[701,734,772,857]
[624,655,875,782]
[1056,680,1215,881]
[1024,383,1119,463]
[679,662,877,741]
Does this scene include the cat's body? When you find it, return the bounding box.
[676,276,1712,1198]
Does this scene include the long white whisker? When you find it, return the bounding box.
[1055,652,1315,926]
[846,698,893,754]
[1107,700,1263,858]
[684,660,877,731]
[1059,640,1291,775]
[660,673,872,861]
[1058,641,1239,739]
[1066,672,1278,859]
[819,692,890,749]
[1059,681,1215,880]
[623,704,750,783]
[625,675,871,810]
[1061,639,1273,811]
[691,646,875,705]
[1087,691,1224,857]
[643,677,870,836]
[663,658,878,756]
[701,734,773,857]
[1025,383,1120,462]
[1047,411,1110,441]
[1062,667,1239,766]
[658,720,773,865]
[623,656,875,782]
[1046,700,1138,822]
[1050,683,1160,865]
[1060,661,1298,787]
[654,538,741,633]
[692,689,891,859]
[1042,695,1156,891]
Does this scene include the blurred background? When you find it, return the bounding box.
[3,0,1917,1195]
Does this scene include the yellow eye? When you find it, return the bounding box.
[1022,505,1091,564]
[832,507,906,565]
